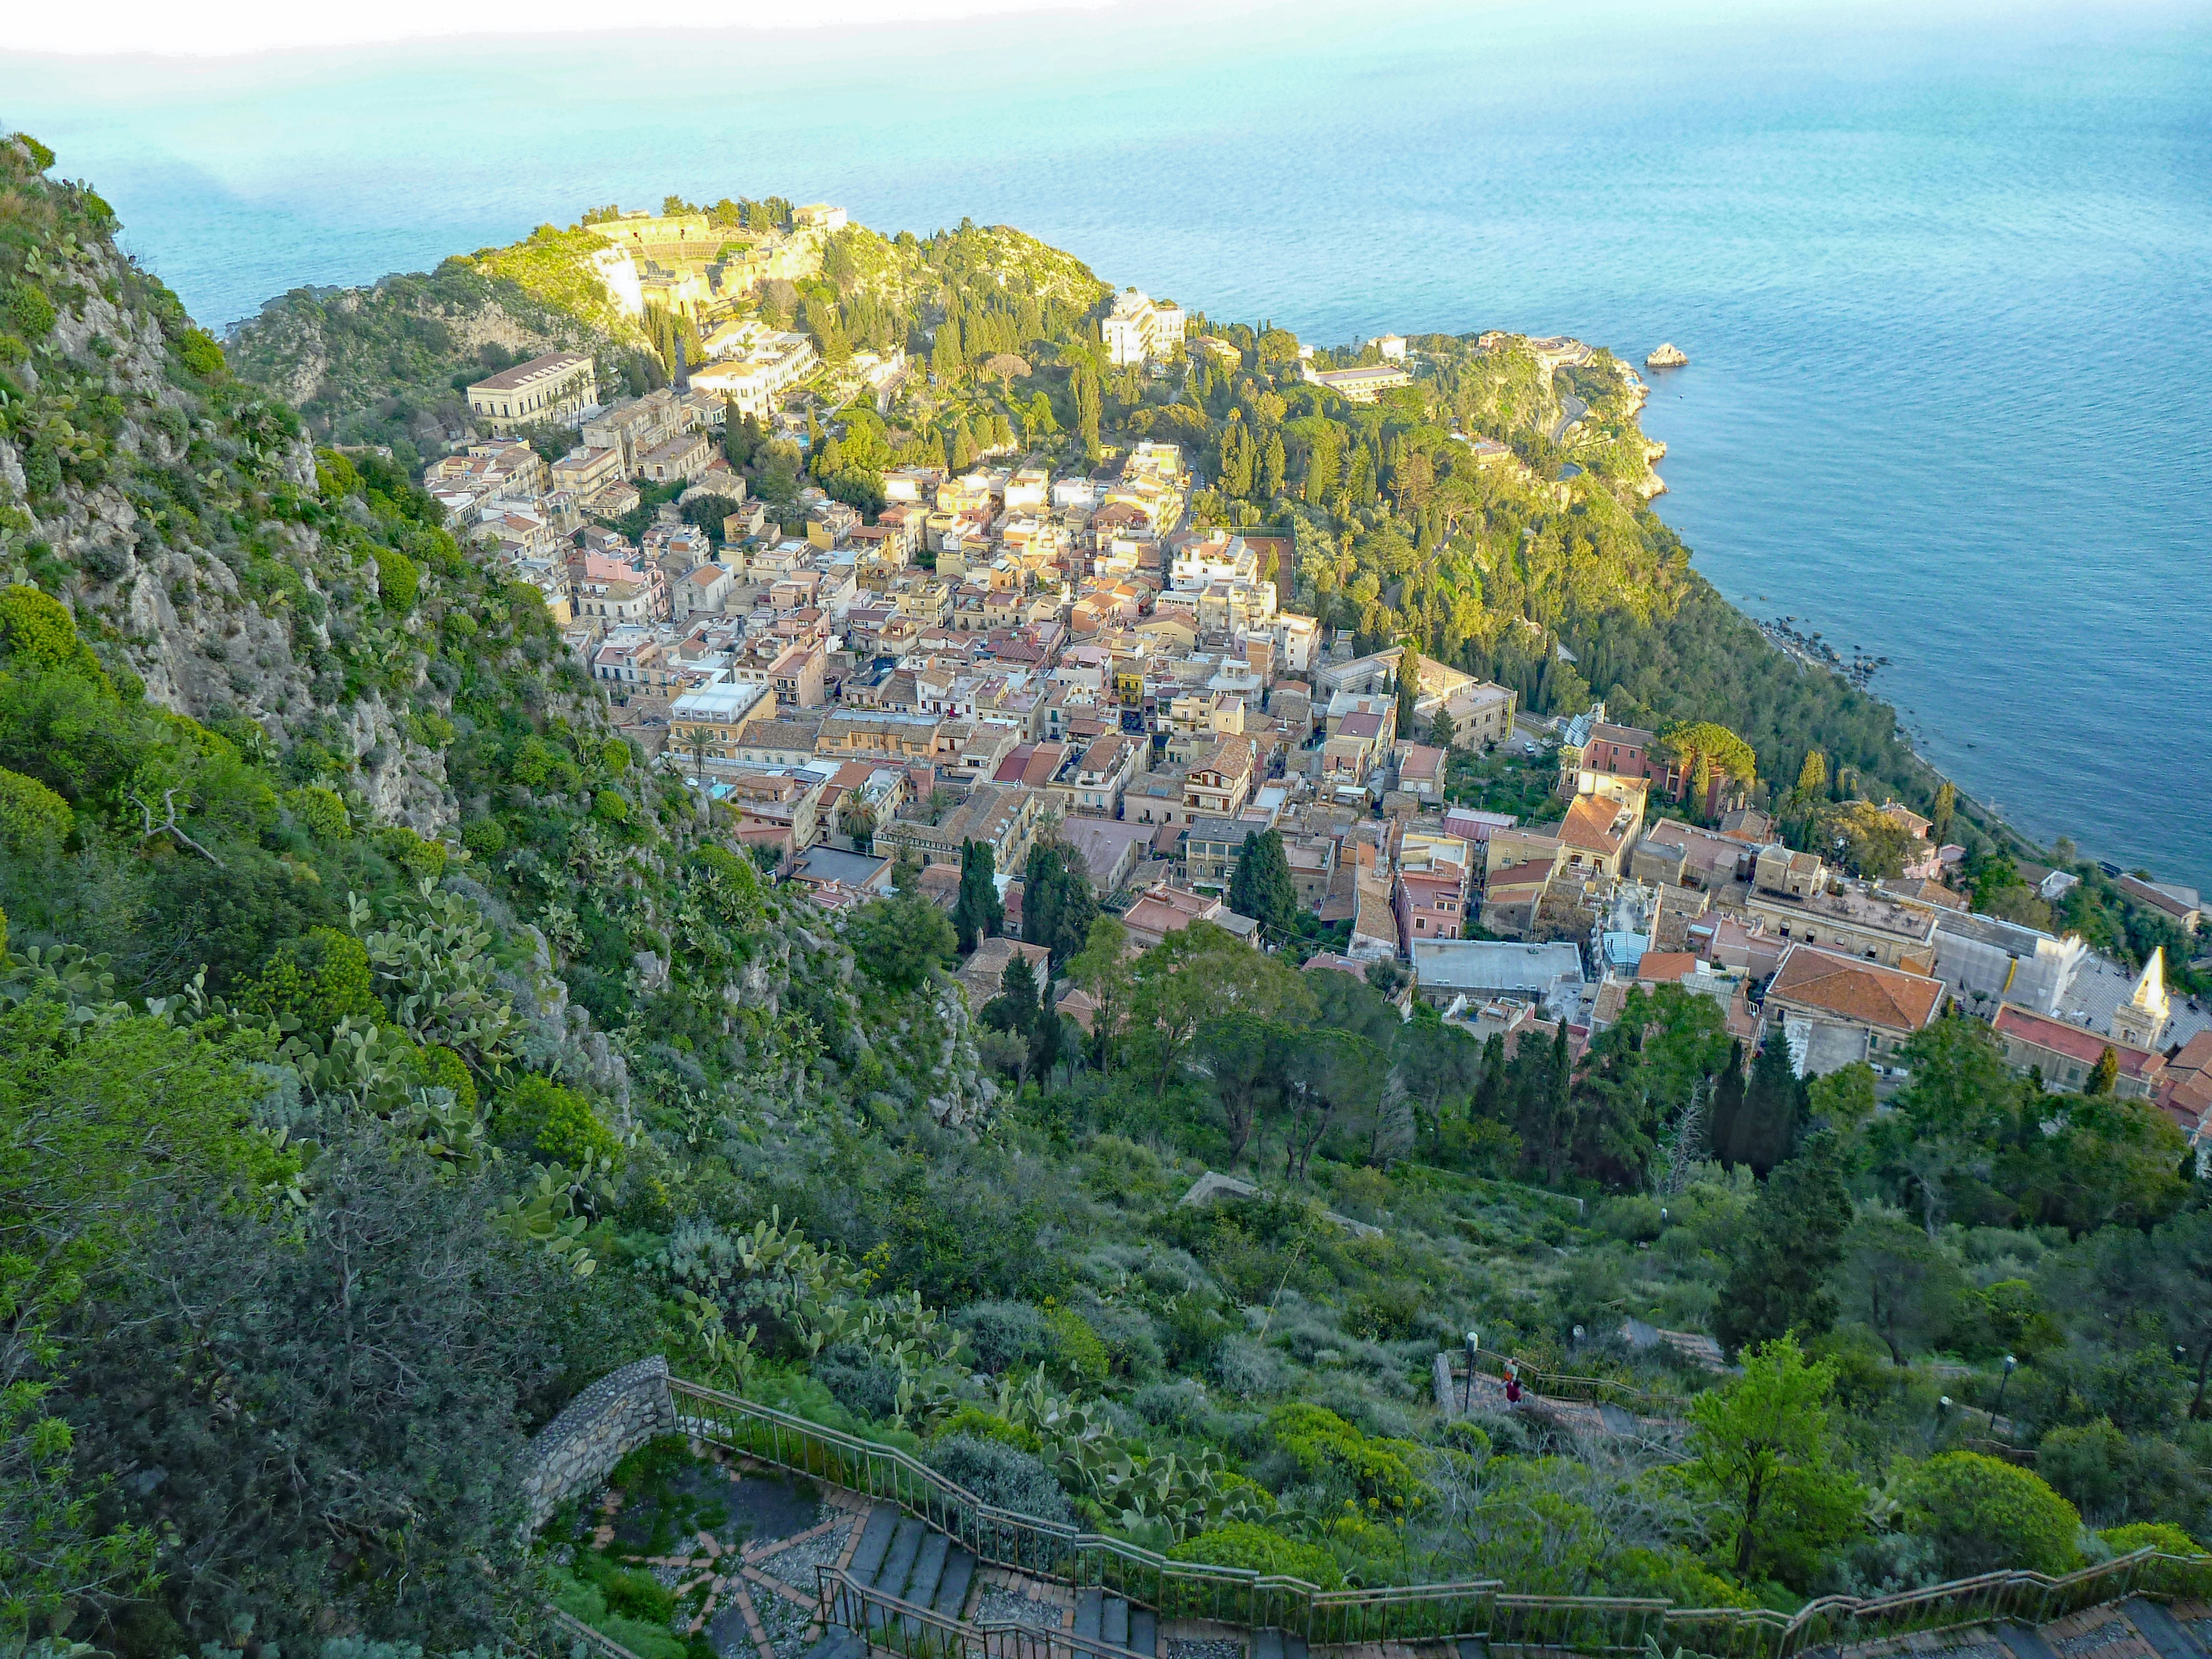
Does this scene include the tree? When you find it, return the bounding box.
[1806,1061,1878,1132]
[982,352,1031,396]
[1227,829,1297,936]
[1721,1035,1805,1175]
[1426,706,1458,751]
[1793,749,1826,811]
[2086,1045,2119,1096]
[1195,1014,1281,1163]
[1714,1130,1854,1354]
[1472,1033,1509,1123]
[1395,648,1421,740]
[65,1120,560,1648]
[1023,839,1098,969]
[1067,915,1134,1075]
[1684,1335,1867,1585]
[0,996,273,1639]
[1276,1026,1385,1180]
[1707,1040,1746,1159]
[1836,1214,1971,1366]
[1933,780,1957,844]
[847,893,956,990]
[1130,922,1310,1098]
[952,839,1002,953]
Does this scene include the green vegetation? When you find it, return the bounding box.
[7,135,2211,1659]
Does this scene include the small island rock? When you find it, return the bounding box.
[1646,342,1688,368]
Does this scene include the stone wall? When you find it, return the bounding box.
[518,1354,678,1533]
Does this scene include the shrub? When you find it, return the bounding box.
[175,327,226,378]
[5,283,55,339]
[1046,1306,1110,1387]
[371,546,420,614]
[2100,1520,2201,1556]
[373,824,448,880]
[814,1341,901,1422]
[1167,1521,1342,1587]
[592,788,629,824]
[237,926,379,1035]
[954,1300,1048,1373]
[460,817,508,857]
[411,1042,479,1111]
[510,734,558,786]
[1597,1194,1665,1243]
[495,1075,624,1169]
[1898,1450,2081,1576]
[284,784,351,839]
[923,1434,1072,1523]
[0,764,72,852]
[932,1406,1040,1454]
[1267,1402,1424,1513]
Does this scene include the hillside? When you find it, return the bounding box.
[8,131,2212,1659]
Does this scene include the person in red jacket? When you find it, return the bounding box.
[1503,1359,1523,1406]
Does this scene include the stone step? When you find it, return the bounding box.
[904,1532,950,1608]
[1457,1640,1491,1659]
[801,1632,866,1659]
[1995,1620,2062,1659]
[1102,1596,1130,1650]
[1074,1588,1105,1644]
[870,1517,926,1627]
[1285,1633,1307,1659]
[2126,1600,2211,1659]
[847,1506,899,1588]
[1129,1607,1158,1658]
[1255,1629,1284,1659]
[933,1546,977,1620]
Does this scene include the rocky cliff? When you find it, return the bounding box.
[0,135,459,829]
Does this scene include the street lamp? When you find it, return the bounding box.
[1929,1395,1953,1451]
[1990,1355,2016,1440]
[1464,1330,1479,1415]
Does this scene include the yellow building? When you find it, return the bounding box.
[467,352,598,434]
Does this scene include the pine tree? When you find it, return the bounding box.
[994,952,1040,1031]
[1023,841,1098,969]
[1426,707,1458,751]
[1714,1130,1853,1354]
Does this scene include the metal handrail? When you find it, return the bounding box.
[649,1374,2212,1659]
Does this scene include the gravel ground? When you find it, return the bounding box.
[973,1586,1063,1630]
[706,1600,755,1659]
[1166,1640,1246,1659]
[758,1519,854,1593]
[751,1582,822,1659]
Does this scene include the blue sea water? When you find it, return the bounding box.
[6,0,2211,885]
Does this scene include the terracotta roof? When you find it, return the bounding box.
[1992,1004,2162,1075]
[1768,945,1945,1033]
[1559,793,1631,855]
[1635,952,1698,984]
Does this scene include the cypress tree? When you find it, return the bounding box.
[1473,1033,1508,1123]
[952,839,1001,953]
[1728,1034,1805,1175]
[1227,829,1297,936]
[1708,1039,1746,1164]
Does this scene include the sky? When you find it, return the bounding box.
[7,0,1132,56]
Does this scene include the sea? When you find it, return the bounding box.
[5,0,2210,887]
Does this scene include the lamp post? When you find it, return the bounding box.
[1929,1395,1953,1451]
[1464,1330,1479,1415]
[1990,1354,2017,1438]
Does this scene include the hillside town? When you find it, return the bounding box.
[432,278,2212,1155]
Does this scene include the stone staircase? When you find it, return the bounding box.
[799,1503,1178,1659]
[1071,1584,1160,1656]
[1802,1596,2212,1659]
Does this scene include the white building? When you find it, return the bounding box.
[1102,289,1189,366]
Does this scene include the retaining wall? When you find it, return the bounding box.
[518,1353,677,1533]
